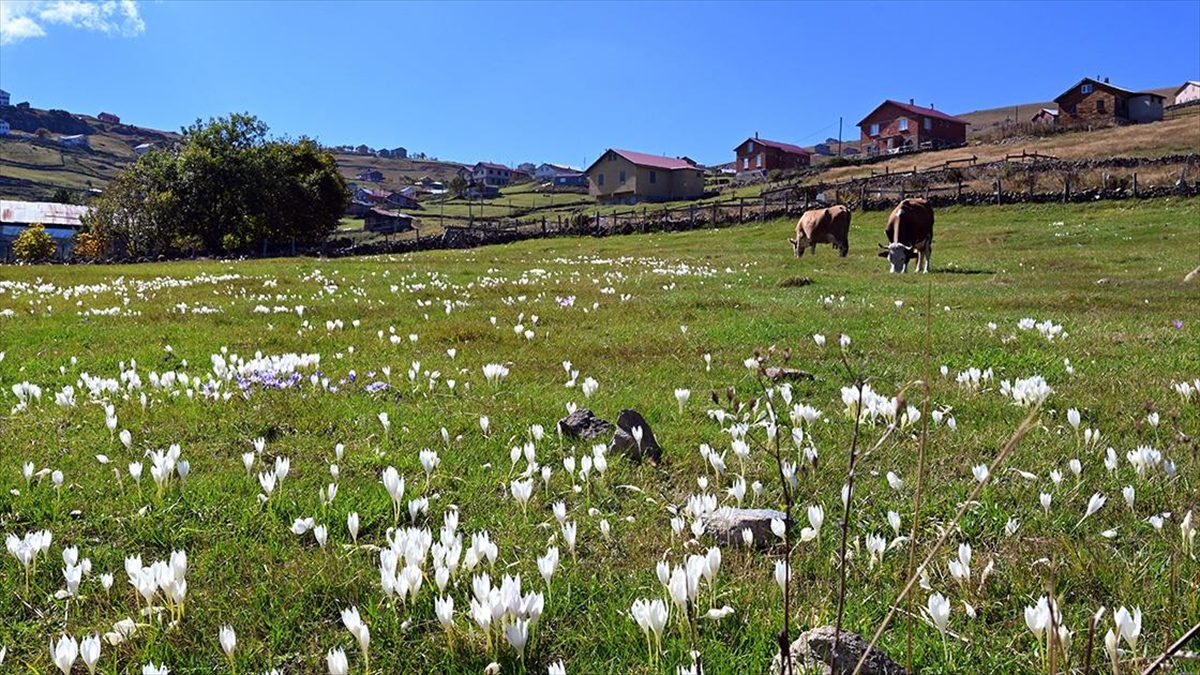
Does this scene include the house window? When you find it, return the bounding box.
[649,171,657,184]
[619,170,626,184]
[597,174,604,186]
[742,158,749,169]
[923,117,932,130]
[755,154,763,168]
[1082,84,1093,94]
[1096,99,1106,113]
[747,142,754,152]
[898,118,909,131]
[869,123,880,136]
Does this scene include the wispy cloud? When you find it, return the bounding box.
[1,0,145,45]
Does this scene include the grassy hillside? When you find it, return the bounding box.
[1,198,1197,673]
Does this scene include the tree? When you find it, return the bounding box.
[13,223,56,261]
[449,175,468,198]
[83,113,349,256]
[51,187,74,204]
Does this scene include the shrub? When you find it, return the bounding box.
[73,230,107,259]
[13,223,57,261]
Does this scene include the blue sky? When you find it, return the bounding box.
[2,1,1198,167]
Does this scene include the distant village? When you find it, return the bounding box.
[1,75,1199,255]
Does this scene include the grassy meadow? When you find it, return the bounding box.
[1,198,1197,674]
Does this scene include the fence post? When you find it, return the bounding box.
[1102,172,1110,193]
[956,179,963,204]
[595,211,600,232]
[860,183,867,211]
[711,202,718,226]
[900,181,906,201]
[541,216,546,236]
[1063,175,1070,203]
[834,186,840,204]
[1028,171,1035,199]
[1132,172,1138,197]
[761,197,767,221]
[995,178,1002,205]
[739,198,745,222]
[689,204,696,227]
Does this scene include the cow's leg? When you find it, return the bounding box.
[839,238,849,257]
[922,243,931,273]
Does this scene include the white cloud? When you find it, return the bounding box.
[1,0,145,45]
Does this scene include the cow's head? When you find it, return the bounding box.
[789,234,808,258]
[878,243,912,273]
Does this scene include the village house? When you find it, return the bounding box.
[58,134,90,149]
[363,207,415,234]
[1173,81,1200,106]
[733,136,811,178]
[857,99,968,156]
[511,168,532,184]
[0,89,10,107]
[473,162,512,188]
[387,192,422,210]
[354,187,390,203]
[0,119,9,136]
[534,163,580,182]
[1053,77,1165,126]
[354,144,372,155]
[355,169,384,182]
[98,112,120,125]
[553,174,588,188]
[584,149,706,205]
[133,143,154,155]
[1031,108,1059,125]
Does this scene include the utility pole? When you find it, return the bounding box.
[837,117,843,157]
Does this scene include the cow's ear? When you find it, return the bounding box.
[876,249,888,257]
[788,238,796,245]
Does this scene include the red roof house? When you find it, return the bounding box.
[857,99,968,156]
[584,149,706,204]
[733,136,811,177]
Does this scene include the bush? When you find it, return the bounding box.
[73,230,107,259]
[13,223,56,261]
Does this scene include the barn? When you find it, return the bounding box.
[363,208,415,234]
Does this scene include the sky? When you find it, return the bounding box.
[1,1,1198,167]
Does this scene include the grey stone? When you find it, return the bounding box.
[771,625,907,675]
[557,408,613,440]
[705,507,789,549]
[609,409,661,464]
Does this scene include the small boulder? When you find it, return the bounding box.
[610,409,662,464]
[557,408,613,440]
[705,507,788,549]
[771,625,907,675]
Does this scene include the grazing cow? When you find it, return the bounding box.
[788,204,852,258]
[878,198,934,273]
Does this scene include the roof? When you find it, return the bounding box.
[538,162,580,172]
[734,137,811,156]
[857,100,969,127]
[0,200,91,227]
[367,207,412,219]
[1175,81,1200,96]
[1054,77,1166,104]
[474,162,509,171]
[1033,108,1059,117]
[586,149,703,173]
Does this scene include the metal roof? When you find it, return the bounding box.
[0,200,90,228]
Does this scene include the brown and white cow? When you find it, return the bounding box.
[878,198,934,273]
[788,204,851,258]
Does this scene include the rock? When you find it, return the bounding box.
[705,507,788,549]
[557,408,613,441]
[771,625,907,675]
[609,409,662,464]
[764,366,816,382]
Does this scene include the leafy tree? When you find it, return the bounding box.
[51,187,75,204]
[449,175,468,198]
[13,223,56,261]
[83,113,349,256]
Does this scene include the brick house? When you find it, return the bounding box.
[1053,77,1164,126]
[733,136,811,178]
[857,100,968,156]
[472,162,512,187]
[585,148,705,205]
[98,112,120,125]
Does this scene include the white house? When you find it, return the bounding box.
[133,143,154,156]
[0,89,10,107]
[534,163,581,182]
[0,119,9,136]
[1174,81,1200,106]
[59,134,90,148]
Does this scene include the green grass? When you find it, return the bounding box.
[1,198,1197,674]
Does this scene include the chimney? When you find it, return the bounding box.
[930,103,935,109]
[1104,77,1110,83]
[909,98,914,105]
[754,131,759,139]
